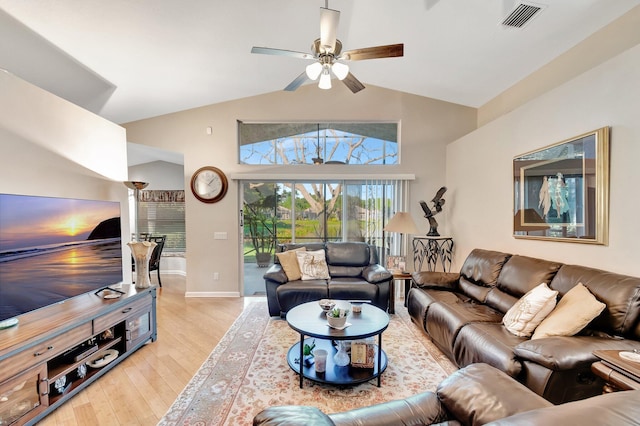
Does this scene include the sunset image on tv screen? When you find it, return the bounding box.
[0,193,122,321]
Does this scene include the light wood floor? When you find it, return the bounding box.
[39,275,247,425]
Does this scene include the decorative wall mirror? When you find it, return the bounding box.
[513,127,610,244]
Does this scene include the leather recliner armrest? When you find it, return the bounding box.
[263,264,288,284]
[412,271,460,290]
[437,364,552,426]
[515,336,640,370]
[253,393,449,426]
[485,390,640,425]
[362,264,392,284]
[254,405,335,425]
[329,391,446,426]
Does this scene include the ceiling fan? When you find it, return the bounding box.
[251,1,404,93]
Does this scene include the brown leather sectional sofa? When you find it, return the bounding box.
[263,242,392,317]
[408,248,640,404]
[253,363,640,425]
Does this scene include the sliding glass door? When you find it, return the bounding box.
[241,179,408,296]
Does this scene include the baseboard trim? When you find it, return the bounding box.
[163,269,187,276]
[185,291,241,298]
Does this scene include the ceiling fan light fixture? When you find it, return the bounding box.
[251,0,403,95]
[306,62,323,80]
[318,69,332,89]
[331,62,349,80]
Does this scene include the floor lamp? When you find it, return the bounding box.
[124,181,149,241]
[384,212,419,272]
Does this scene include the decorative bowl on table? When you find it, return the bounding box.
[87,349,119,369]
[318,299,336,312]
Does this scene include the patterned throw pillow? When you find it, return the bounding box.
[503,283,558,337]
[295,249,330,281]
[275,247,306,281]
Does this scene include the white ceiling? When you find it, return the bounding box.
[1,0,638,127]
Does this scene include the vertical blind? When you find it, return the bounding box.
[353,179,410,263]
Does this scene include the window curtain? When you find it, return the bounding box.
[137,190,185,252]
[339,179,409,264]
[354,179,409,264]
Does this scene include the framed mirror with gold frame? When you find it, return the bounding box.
[513,127,610,245]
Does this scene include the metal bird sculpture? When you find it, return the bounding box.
[419,186,447,236]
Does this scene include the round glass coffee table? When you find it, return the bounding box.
[286,301,389,388]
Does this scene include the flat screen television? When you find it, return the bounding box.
[0,193,123,322]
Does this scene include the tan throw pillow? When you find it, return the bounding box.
[296,249,330,280]
[275,247,306,281]
[532,282,606,340]
[503,283,558,337]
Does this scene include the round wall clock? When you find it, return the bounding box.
[190,166,228,203]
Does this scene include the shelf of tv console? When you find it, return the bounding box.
[48,336,123,383]
[47,339,124,406]
[0,284,157,426]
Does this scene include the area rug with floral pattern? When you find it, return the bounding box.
[158,301,456,426]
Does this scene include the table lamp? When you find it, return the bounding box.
[384,212,419,272]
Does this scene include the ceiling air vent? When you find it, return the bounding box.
[502,2,544,28]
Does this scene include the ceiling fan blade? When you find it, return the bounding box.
[284,72,309,91]
[251,46,313,60]
[342,44,404,61]
[341,72,365,94]
[320,7,340,53]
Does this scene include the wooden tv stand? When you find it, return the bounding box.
[0,285,157,425]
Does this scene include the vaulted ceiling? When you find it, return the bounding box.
[1,0,639,125]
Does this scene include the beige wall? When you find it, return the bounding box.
[446,43,640,276]
[0,71,132,280]
[129,160,184,191]
[124,84,477,295]
[0,70,127,182]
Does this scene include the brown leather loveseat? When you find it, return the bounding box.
[407,248,640,404]
[263,242,392,317]
[253,363,640,425]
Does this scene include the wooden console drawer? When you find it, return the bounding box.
[93,295,152,333]
[0,322,92,382]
